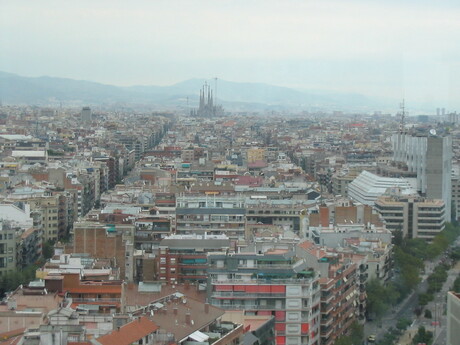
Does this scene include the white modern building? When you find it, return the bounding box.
[347,171,416,206]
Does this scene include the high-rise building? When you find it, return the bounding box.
[392,133,452,221]
[207,250,321,345]
[81,106,92,122]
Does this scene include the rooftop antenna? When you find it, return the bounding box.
[399,99,405,134]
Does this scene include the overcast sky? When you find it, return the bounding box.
[1,0,460,109]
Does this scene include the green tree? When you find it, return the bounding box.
[418,293,434,306]
[349,321,364,345]
[396,318,411,331]
[412,326,432,345]
[334,336,352,345]
[43,240,54,260]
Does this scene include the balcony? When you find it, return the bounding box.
[238,264,293,269]
[321,315,333,328]
[211,291,285,299]
[72,298,120,303]
[321,303,333,314]
[211,277,315,285]
[320,326,333,339]
[321,293,334,304]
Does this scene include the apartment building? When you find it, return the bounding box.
[451,172,460,221]
[308,198,383,228]
[374,194,445,241]
[0,221,18,275]
[207,250,321,345]
[158,234,230,284]
[246,199,313,239]
[72,222,135,281]
[297,241,359,345]
[176,196,246,239]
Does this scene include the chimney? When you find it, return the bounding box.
[204,303,209,314]
[185,312,191,325]
[173,307,178,315]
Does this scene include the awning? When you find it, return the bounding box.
[189,330,210,342]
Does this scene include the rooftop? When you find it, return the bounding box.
[94,316,158,345]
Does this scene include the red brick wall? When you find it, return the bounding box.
[73,227,126,278]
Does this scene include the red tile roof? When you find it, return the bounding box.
[96,316,158,345]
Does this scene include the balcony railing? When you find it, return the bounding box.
[211,291,285,298]
[72,298,120,303]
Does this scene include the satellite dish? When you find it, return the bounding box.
[430,129,437,136]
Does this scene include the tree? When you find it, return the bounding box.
[366,280,400,319]
[334,336,352,345]
[396,318,411,331]
[392,228,404,246]
[418,293,434,306]
[43,240,54,260]
[424,309,432,318]
[349,321,364,345]
[412,326,432,345]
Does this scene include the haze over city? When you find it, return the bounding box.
[2,1,460,345]
[1,0,460,110]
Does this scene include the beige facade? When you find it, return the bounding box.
[375,195,445,241]
[247,148,265,163]
[25,196,61,242]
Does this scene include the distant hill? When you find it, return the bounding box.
[0,71,387,111]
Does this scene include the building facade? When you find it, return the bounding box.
[374,194,445,241]
[207,250,320,345]
[392,133,452,221]
[176,196,246,239]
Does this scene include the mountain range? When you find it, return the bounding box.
[0,71,391,112]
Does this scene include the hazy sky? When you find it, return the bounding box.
[1,0,460,109]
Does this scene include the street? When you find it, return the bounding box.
[364,251,460,344]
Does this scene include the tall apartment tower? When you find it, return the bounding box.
[81,106,92,122]
[392,133,452,221]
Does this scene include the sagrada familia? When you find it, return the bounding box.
[190,83,224,117]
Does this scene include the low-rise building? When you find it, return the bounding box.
[374,193,445,241]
